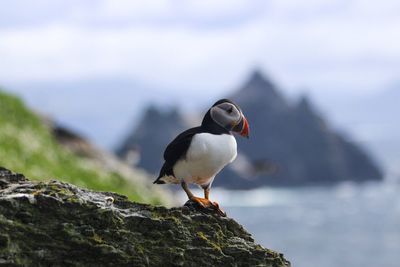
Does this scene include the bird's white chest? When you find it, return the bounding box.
[173,133,237,186]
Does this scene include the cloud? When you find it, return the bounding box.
[0,0,399,95]
[1,0,400,150]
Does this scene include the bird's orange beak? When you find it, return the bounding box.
[233,115,250,138]
[240,116,249,139]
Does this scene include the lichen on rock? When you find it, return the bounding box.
[0,167,290,266]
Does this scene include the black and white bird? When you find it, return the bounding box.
[154,99,249,216]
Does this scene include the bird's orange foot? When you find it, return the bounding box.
[211,201,226,217]
[189,197,227,217]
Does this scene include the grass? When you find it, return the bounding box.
[0,89,163,204]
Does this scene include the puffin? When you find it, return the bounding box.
[153,99,249,216]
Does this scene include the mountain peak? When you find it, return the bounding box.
[294,94,325,126]
[249,69,264,80]
[143,105,181,123]
[246,69,274,89]
[230,69,287,110]
[116,104,186,172]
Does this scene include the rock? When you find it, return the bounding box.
[117,70,383,188]
[0,168,290,267]
[116,105,187,174]
[224,71,383,187]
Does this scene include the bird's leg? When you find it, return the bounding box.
[181,181,212,208]
[203,187,226,217]
[204,187,210,200]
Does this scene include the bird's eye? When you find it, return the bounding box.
[227,107,233,114]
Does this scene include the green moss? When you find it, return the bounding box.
[197,231,208,241]
[134,243,145,254]
[91,233,104,244]
[0,89,159,204]
[196,232,223,253]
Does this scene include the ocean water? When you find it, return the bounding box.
[180,181,400,267]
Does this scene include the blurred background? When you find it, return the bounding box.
[0,1,399,267]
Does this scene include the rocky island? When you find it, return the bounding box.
[117,70,383,188]
[0,168,290,266]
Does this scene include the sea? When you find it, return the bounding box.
[179,180,400,267]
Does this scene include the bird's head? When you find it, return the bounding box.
[208,99,249,138]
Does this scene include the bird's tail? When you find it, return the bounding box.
[153,162,179,184]
[153,177,166,184]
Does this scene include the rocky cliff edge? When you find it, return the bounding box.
[0,167,290,267]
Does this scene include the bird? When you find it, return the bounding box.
[153,99,249,216]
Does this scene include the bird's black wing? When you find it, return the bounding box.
[154,127,203,182]
[164,126,203,164]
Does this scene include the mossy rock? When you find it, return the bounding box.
[0,168,290,267]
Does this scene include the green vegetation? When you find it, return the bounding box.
[0,89,163,204]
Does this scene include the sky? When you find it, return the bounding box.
[0,0,399,159]
[1,0,399,93]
